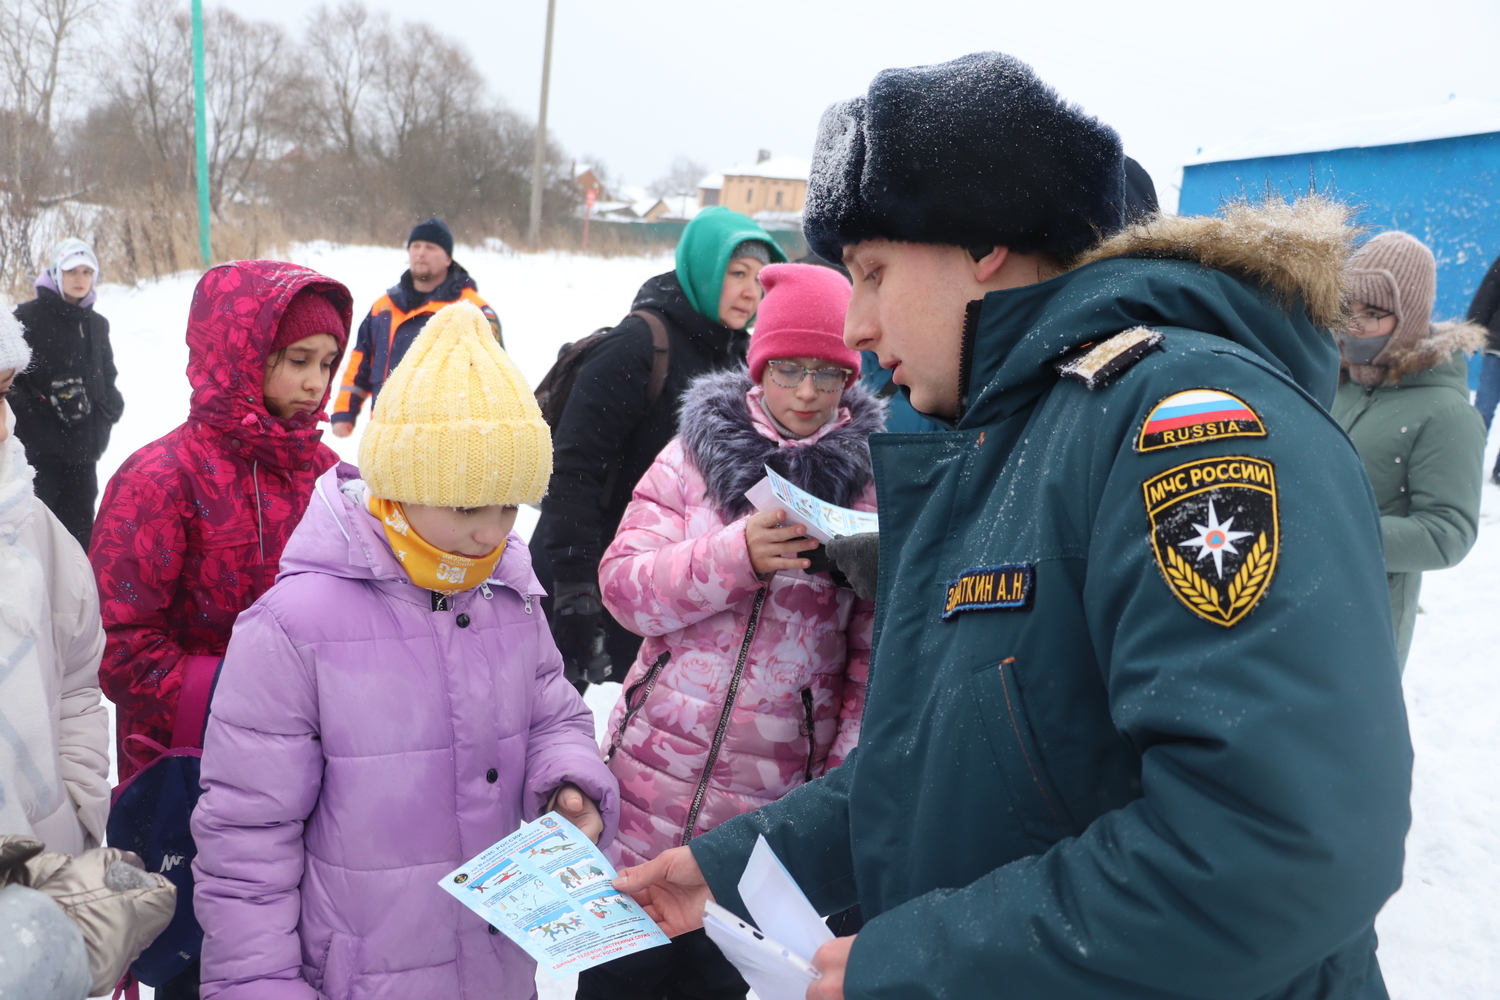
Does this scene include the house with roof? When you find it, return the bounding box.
[1180,99,1500,371]
[698,151,812,217]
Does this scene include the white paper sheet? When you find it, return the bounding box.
[702,901,819,1000]
[700,835,835,1000]
[739,836,835,963]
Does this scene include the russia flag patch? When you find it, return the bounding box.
[1136,388,1266,453]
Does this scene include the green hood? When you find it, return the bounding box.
[674,207,787,321]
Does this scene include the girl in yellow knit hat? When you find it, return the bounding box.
[191,301,620,999]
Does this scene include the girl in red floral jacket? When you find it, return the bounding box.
[89,261,351,781]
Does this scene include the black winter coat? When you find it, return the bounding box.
[1467,253,1500,352]
[533,271,749,590]
[11,287,124,463]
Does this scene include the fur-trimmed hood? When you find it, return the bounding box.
[952,196,1357,427]
[1341,320,1489,387]
[677,369,886,520]
[1071,196,1354,330]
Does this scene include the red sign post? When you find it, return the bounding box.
[583,187,597,253]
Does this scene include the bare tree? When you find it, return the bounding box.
[648,156,708,199]
[0,0,106,182]
[369,23,484,164]
[200,8,294,214]
[0,0,107,286]
[4,0,587,283]
[107,0,192,189]
[304,1,384,160]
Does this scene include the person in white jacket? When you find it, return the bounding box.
[0,309,110,855]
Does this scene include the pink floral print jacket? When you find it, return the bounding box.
[598,369,883,866]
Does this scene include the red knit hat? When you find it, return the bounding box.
[747,263,860,386]
[272,290,345,355]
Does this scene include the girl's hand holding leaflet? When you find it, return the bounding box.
[746,508,821,577]
[612,846,713,937]
[546,783,604,843]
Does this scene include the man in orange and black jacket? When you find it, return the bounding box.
[331,217,502,436]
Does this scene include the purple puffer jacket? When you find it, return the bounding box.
[192,464,617,1000]
[599,372,881,868]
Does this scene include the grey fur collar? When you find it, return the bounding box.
[677,369,885,521]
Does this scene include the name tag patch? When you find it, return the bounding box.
[1136,388,1266,453]
[942,564,1034,619]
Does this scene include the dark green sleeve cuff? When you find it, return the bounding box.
[689,751,861,925]
[689,813,763,922]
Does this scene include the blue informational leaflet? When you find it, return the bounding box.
[745,466,880,544]
[438,814,670,979]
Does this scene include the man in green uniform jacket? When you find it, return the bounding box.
[615,53,1412,1000]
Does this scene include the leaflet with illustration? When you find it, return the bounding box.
[438,814,669,979]
[745,465,879,544]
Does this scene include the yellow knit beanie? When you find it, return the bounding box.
[359,301,552,506]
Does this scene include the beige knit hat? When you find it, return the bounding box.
[359,301,552,506]
[1345,231,1436,383]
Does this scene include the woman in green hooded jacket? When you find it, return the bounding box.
[530,207,787,689]
[1332,231,1487,669]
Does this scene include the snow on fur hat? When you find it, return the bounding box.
[0,310,31,374]
[805,52,1125,265]
[359,301,551,506]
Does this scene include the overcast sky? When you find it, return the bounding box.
[220,0,1500,212]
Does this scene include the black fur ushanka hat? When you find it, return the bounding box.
[804,52,1126,264]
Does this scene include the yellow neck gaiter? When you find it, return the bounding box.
[368,495,505,596]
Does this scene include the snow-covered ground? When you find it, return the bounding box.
[1373,434,1500,998]
[32,242,1498,998]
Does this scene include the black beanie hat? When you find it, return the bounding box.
[407,217,454,257]
[804,52,1125,264]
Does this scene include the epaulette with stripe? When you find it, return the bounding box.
[1054,327,1165,390]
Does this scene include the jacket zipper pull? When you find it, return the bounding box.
[523,595,534,615]
[480,583,493,600]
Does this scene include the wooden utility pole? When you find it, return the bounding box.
[527,0,557,245]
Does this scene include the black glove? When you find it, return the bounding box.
[551,582,614,686]
[823,532,880,601]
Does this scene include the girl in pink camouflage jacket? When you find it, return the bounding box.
[585,263,882,1000]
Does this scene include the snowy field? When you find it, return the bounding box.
[36,242,1498,998]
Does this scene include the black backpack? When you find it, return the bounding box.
[535,309,670,429]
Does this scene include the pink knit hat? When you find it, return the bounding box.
[747,263,860,386]
[271,289,346,355]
